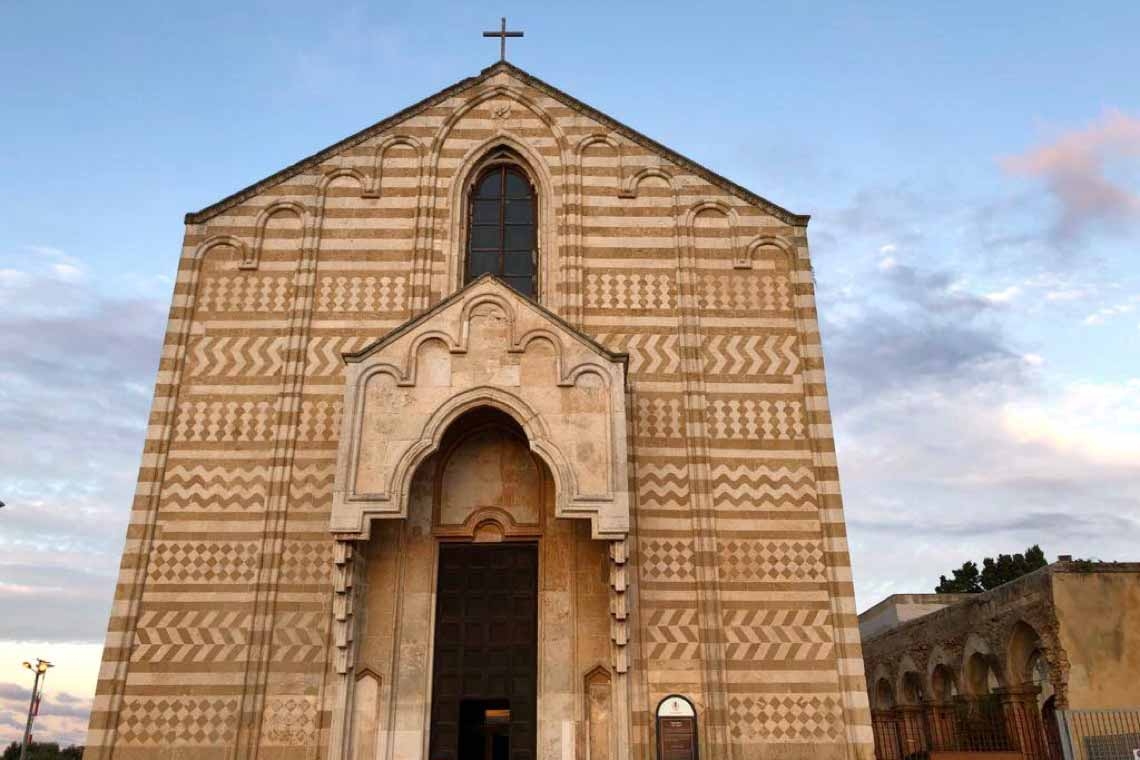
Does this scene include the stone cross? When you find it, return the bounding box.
[482,17,523,62]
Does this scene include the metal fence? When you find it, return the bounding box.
[1056,708,1140,760]
[872,695,1061,760]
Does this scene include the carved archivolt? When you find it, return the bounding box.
[330,275,631,540]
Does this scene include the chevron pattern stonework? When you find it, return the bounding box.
[84,62,872,760]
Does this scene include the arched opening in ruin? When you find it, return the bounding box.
[901,671,925,705]
[930,664,959,702]
[875,677,897,711]
[965,652,1000,696]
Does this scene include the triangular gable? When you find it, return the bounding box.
[185,61,808,225]
[330,274,631,540]
[344,272,627,369]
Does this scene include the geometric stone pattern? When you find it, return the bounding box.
[702,334,799,377]
[297,398,342,442]
[196,275,293,313]
[709,464,818,511]
[634,396,685,442]
[697,272,793,314]
[130,610,250,664]
[644,608,701,662]
[722,608,834,662]
[315,275,407,314]
[639,538,697,581]
[718,540,827,582]
[727,695,846,742]
[584,271,676,311]
[172,400,278,443]
[160,465,271,512]
[593,333,681,377]
[145,542,260,584]
[187,336,287,378]
[261,696,321,747]
[116,697,240,746]
[706,397,807,440]
[85,61,872,760]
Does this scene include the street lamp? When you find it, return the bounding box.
[20,658,53,760]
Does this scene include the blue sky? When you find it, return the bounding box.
[2,0,1139,745]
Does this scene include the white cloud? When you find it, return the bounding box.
[1001,379,1140,468]
[1083,301,1136,325]
[1045,288,1092,302]
[0,268,31,287]
[984,285,1022,304]
[51,261,84,282]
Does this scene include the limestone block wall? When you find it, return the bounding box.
[84,62,870,760]
[1052,567,1140,708]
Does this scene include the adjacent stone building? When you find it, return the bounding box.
[84,60,872,760]
[860,560,1140,759]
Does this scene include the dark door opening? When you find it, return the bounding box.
[459,699,511,760]
[429,543,537,760]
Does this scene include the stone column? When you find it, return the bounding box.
[997,685,1047,760]
[924,700,958,751]
[895,704,928,756]
[952,694,993,751]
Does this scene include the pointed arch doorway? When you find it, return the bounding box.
[427,407,541,760]
[326,276,634,760]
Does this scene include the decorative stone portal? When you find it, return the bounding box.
[330,274,632,541]
[327,286,633,760]
[334,408,620,760]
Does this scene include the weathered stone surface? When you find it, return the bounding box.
[861,561,1140,758]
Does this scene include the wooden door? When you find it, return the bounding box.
[429,543,537,760]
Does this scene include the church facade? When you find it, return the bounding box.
[84,62,872,760]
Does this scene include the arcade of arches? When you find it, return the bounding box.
[861,562,1140,760]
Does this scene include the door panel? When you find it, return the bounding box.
[429,543,538,760]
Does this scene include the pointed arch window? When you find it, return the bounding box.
[466,163,537,298]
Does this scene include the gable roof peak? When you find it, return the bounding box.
[185,62,808,226]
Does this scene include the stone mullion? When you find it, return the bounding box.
[674,212,732,758]
[83,233,220,758]
[231,210,321,759]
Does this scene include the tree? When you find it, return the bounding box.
[935,560,982,593]
[1,742,84,760]
[935,545,1048,594]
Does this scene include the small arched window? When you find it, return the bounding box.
[466,163,537,298]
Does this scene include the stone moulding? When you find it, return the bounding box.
[330,275,631,540]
